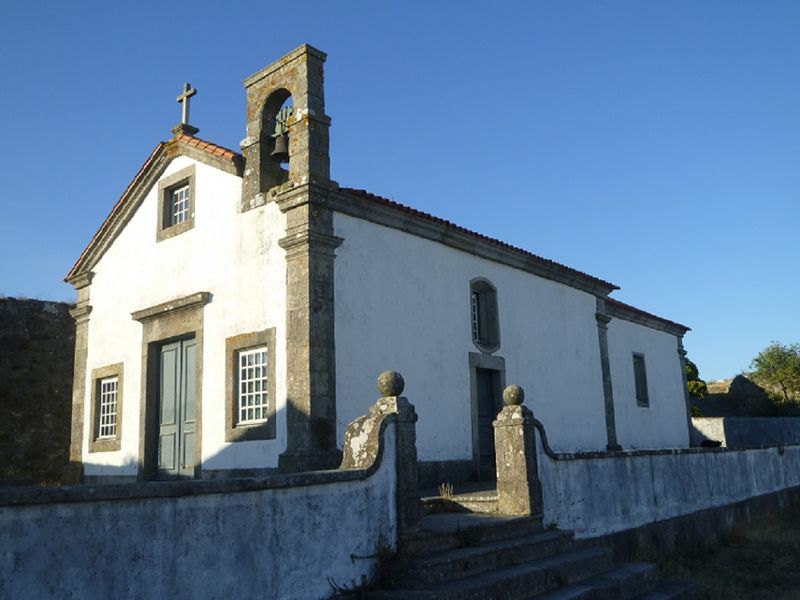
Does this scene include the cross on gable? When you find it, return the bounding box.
[176,83,197,125]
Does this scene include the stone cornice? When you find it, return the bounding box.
[131,292,212,323]
[329,188,617,297]
[271,181,338,212]
[278,230,344,256]
[69,303,92,323]
[243,44,327,89]
[606,299,689,336]
[69,272,94,291]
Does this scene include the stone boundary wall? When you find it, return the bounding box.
[0,298,75,484]
[0,418,401,599]
[533,420,800,539]
[692,416,800,448]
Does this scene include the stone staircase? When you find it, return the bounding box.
[363,488,695,599]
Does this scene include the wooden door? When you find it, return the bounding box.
[158,339,196,479]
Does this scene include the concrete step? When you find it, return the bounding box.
[404,528,574,588]
[633,579,697,599]
[401,512,544,555]
[370,546,614,599]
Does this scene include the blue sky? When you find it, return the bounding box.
[1,2,798,381]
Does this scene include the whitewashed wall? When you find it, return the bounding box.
[0,425,398,600]
[83,156,288,477]
[607,318,689,449]
[334,213,608,457]
[537,432,800,538]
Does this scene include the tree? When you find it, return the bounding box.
[749,342,800,403]
[685,357,708,399]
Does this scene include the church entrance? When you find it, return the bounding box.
[476,368,502,481]
[157,338,197,479]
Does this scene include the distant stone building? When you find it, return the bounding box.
[0,298,75,484]
[64,45,692,485]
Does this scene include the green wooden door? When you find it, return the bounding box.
[158,339,196,479]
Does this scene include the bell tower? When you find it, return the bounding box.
[241,45,343,471]
[240,44,331,209]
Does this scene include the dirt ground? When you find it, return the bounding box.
[654,504,800,599]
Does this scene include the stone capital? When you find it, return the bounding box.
[493,404,535,427]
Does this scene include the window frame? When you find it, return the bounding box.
[632,352,650,407]
[157,165,196,242]
[88,363,124,453]
[225,329,277,442]
[469,277,501,354]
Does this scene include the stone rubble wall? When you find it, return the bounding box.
[0,298,75,484]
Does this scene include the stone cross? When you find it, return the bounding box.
[176,83,197,125]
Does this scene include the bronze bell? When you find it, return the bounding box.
[270,134,289,163]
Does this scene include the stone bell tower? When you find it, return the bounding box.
[241,45,343,471]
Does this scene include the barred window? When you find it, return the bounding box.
[238,347,268,424]
[98,376,118,438]
[170,185,190,226]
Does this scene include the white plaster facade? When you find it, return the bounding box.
[68,45,693,481]
[81,156,289,477]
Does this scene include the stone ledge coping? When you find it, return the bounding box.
[0,467,375,508]
[533,419,800,461]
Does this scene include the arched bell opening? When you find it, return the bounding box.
[259,89,293,191]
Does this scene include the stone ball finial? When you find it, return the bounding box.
[378,371,405,397]
[503,384,525,406]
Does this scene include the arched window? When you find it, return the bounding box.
[470,278,500,354]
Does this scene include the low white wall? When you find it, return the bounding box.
[693,417,800,448]
[0,426,397,600]
[536,427,800,539]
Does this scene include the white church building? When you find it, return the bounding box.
[66,45,692,484]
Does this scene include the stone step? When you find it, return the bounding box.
[401,513,544,556]
[404,529,574,588]
[533,562,658,599]
[633,579,697,599]
[371,546,614,599]
[422,489,499,515]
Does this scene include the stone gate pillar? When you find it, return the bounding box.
[340,371,421,536]
[493,384,543,516]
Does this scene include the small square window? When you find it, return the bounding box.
[89,363,124,453]
[169,185,190,226]
[225,329,276,442]
[157,165,196,242]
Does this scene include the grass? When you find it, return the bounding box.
[651,505,800,599]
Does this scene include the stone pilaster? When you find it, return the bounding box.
[66,272,94,483]
[596,297,621,451]
[277,183,343,471]
[493,385,543,516]
[677,337,696,446]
